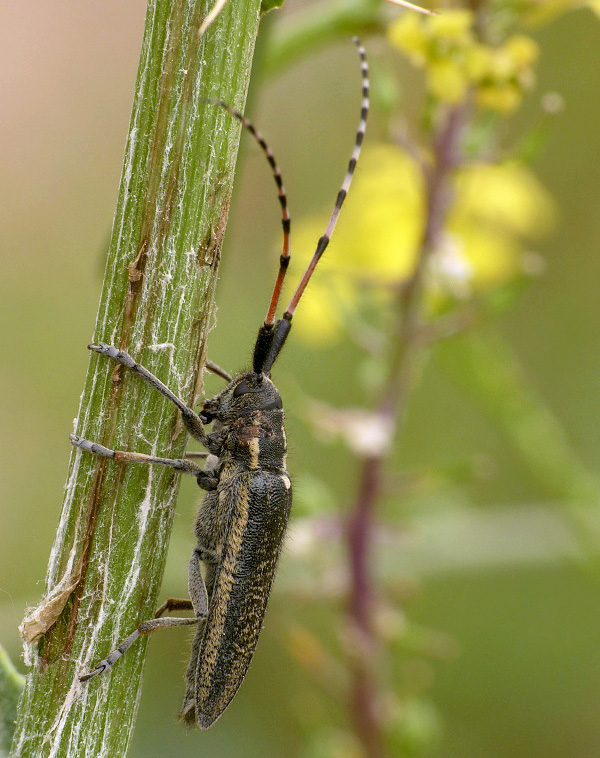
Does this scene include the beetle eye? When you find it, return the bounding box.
[233,380,262,397]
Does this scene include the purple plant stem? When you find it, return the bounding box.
[347,454,384,757]
[345,104,468,757]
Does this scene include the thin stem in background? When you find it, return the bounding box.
[346,104,468,758]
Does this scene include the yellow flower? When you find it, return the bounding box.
[286,148,555,344]
[449,223,520,290]
[477,82,522,113]
[387,14,428,65]
[388,7,539,114]
[504,35,539,70]
[464,44,495,82]
[452,161,556,239]
[287,144,424,343]
[291,277,346,345]
[488,48,515,80]
[428,60,469,104]
[429,9,474,43]
[290,144,424,281]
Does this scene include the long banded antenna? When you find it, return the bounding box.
[284,38,369,321]
[212,100,291,328]
[257,37,369,375]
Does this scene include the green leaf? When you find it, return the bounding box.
[261,0,286,15]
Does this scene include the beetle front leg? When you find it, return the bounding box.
[88,343,213,449]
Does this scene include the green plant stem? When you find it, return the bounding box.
[11,1,261,755]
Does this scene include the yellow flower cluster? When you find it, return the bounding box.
[284,145,424,344]
[286,145,555,344]
[387,10,539,113]
[449,159,555,289]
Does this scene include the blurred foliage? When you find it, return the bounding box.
[290,146,555,345]
[261,0,600,756]
[2,1,600,757]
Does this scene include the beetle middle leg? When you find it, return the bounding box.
[70,435,206,476]
[71,433,219,683]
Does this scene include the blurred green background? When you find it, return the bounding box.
[2,1,600,756]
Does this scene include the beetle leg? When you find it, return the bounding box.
[70,435,205,477]
[195,546,220,564]
[137,616,201,634]
[205,360,232,383]
[196,471,219,491]
[88,343,211,448]
[79,599,204,683]
[188,548,216,618]
[153,598,194,616]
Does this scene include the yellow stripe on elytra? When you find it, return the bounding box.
[248,437,260,469]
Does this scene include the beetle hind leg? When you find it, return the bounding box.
[79,599,204,683]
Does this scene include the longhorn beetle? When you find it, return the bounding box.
[72,38,369,729]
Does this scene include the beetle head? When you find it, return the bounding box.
[201,371,282,425]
